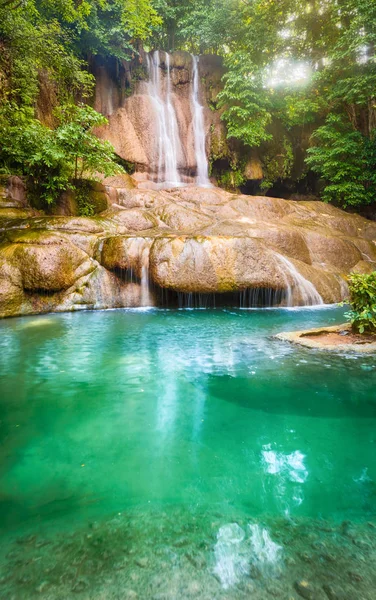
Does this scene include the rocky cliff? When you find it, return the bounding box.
[93,51,229,185]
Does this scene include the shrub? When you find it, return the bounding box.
[345,272,376,334]
[217,168,245,191]
[0,103,123,206]
[306,115,376,208]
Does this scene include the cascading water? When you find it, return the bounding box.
[145,51,210,187]
[146,51,181,187]
[140,245,152,307]
[191,55,211,187]
[276,254,323,306]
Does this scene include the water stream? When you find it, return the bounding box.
[276,253,324,306]
[140,245,152,307]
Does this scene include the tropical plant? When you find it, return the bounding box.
[54,104,123,181]
[0,103,122,205]
[345,272,376,334]
[306,116,376,207]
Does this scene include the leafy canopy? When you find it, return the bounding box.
[2,0,376,208]
[156,0,376,205]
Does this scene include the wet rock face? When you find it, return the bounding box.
[0,175,27,208]
[94,51,213,180]
[0,185,376,317]
[150,236,285,294]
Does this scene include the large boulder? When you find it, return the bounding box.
[100,236,152,276]
[150,236,286,294]
[3,232,91,292]
[0,257,24,317]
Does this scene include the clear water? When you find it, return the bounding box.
[0,307,375,599]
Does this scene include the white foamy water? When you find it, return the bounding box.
[145,51,210,187]
[248,524,283,577]
[140,245,153,307]
[146,51,181,186]
[262,445,308,483]
[276,253,323,306]
[213,523,249,589]
[191,55,211,187]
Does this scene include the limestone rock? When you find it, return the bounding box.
[100,237,152,277]
[244,155,263,180]
[351,260,376,274]
[0,175,27,207]
[0,257,24,317]
[94,51,214,181]
[2,233,90,292]
[303,231,363,271]
[150,236,285,294]
[153,202,212,232]
[102,173,135,190]
[0,185,375,318]
[109,208,157,232]
[54,190,79,216]
[294,579,315,600]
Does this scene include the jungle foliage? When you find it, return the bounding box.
[1,1,376,208]
[0,0,159,205]
[345,272,376,333]
[0,103,122,205]
[155,0,376,206]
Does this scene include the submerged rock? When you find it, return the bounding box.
[294,579,315,599]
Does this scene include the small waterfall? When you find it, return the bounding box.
[276,254,323,306]
[191,55,211,187]
[146,51,181,187]
[140,245,153,306]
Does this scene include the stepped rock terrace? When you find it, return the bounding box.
[1,183,375,318]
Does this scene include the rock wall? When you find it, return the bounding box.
[1,181,375,318]
[94,51,225,183]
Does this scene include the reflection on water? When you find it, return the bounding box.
[0,307,376,598]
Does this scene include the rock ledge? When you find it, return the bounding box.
[275,324,376,353]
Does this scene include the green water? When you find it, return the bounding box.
[0,307,376,599]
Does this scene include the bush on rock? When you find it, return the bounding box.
[345,272,376,334]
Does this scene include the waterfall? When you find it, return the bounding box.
[191,55,211,187]
[146,51,181,187]
[140,246,152,306]
[145,51,210,187]
[276,254,323,306]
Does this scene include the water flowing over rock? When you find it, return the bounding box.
[191,55,211,187]
[146,51,182,186]
[276,254,323,306]
[1,182,376,318]
[95,51,212,187]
